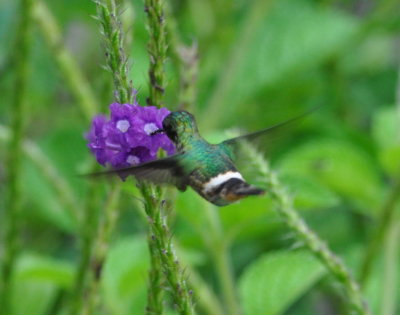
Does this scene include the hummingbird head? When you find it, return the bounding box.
[153,111,199,146]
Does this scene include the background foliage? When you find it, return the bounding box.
[1,0,400,314]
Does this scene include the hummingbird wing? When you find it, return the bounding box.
[218,107,317,161]
[87,154,187,189]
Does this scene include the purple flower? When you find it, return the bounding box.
[86,103,175,170]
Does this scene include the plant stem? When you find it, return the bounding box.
[239,141,370,315]
[140,185,195,315]
[359,62,400,286]
[380,55,400,315]
[70,178,101,315]
[0,0,33,313]
[145,0,167,108]
[145,210,164,315]
[179,253,224,315]
[33,0,98,121]
[268,170,369,315]
[84,185,121,314]
[359,174,400,286]
[381,221,400,315]
[397,64,400,130]
[97,0,133,104]
[144,1,195,314]
[133,204,223,315]
[71,1,131,313]
[203,204,241,315]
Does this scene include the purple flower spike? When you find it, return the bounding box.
[86,103,175,171]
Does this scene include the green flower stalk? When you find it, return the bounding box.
[70,1,133,313]
[145,0,167,108]
[84,0,195,313]
[96,0,133,105]
[0,0,33,313]
[267,170,369,315]
[239,141,370,315]
[141,186,195,315]
[143,0,194,313]
[92,1,168,314]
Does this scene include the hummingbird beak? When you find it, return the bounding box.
[150,129,165,136]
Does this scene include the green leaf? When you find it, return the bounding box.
[176,186,278,243]
[102,236,149,315]
[205,0,359,125]
[11,253,74,315]
[236,1,357,92]
[219,194,276,239]
[16,253,74,288]
[372,106,399,149]
[280,174,340,209]
[277,138,383,213]
[12,281,56,315]
[371,106,400,175]
[239,250,326,315]
[341,245,400,315]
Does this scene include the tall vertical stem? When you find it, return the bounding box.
[359,63,400,286]
[70,1,130,313]
[142,0,167,313]
[359,175,400,286]
[70,183,101,315]
[99,0,133,104]
[381,221,400,315]
[145,0,167,108]
[239,141,370,315]
[0,0,33,313]
[143,0,195,313]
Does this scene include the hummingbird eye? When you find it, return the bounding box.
[164,127,178,142]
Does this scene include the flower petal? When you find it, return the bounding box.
[86,103,176,171]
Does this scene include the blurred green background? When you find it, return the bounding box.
[1,0,400,314]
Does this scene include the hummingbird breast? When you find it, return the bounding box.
[183,142,264,206]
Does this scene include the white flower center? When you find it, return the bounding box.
[126,155,140,165]
[116,119,130,133]
[144,123,158,135]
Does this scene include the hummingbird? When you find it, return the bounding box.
[93,109,314,206]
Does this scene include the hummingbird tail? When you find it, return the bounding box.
[234,184,265,196]
[217,178,265,203]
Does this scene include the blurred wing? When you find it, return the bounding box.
[87,154,186,188]
[218,107,318,161]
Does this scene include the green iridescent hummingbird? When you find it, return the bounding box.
[96,110,313,206]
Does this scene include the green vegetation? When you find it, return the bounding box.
[1,0,399,314]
